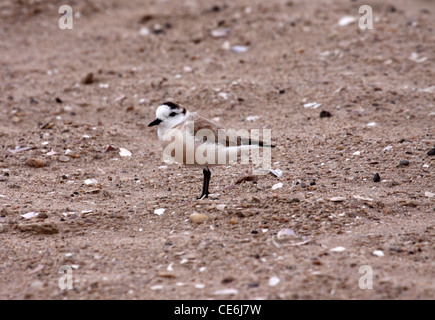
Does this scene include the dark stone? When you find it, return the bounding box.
[82,73,94,85]
[319,110,332,118]
[427,148,435,156]
[373,173,381,182]
[399,160,409,166]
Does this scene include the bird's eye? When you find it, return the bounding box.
[169,112,177,117]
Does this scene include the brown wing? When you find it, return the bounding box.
[178,112,275,147]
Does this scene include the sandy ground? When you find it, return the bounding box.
[0,0,434,300]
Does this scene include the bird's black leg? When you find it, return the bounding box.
[198,167,211,199]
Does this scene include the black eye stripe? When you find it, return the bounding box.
[169,112,177,117]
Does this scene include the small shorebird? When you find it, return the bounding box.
[148,102,273,199]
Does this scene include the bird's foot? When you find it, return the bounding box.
[197,193,209,200]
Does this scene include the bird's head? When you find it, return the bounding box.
[148,102,188,130]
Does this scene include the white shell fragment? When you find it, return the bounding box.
[338,16,357,27]
[46,149,57,156]
[418,86,435,93]
[21,212,39,219]
[211,28,230,38]
[150,285,164,291]
[277,228,297,239]
[246,115,260,122]
[409,52,427,63]
[84,179,98,185]
[213,288,239,295]
[353,195,374,202]
[269,169,283,178]
[373,250,385,257]
[216,204,226,211]
[330,246,346,252]
[154,208,165,216]
[304,102,322,109]
[329,197,346,202]
[139,27,150,36]
[425,192,434,198]
[268,276,280,287]
[231,45,248,53]
[272,183,283,190]
[119,148,132,157]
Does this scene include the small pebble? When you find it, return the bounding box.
[82,72,94,85]
[427,148,435,156]
[58,156,70,163]
[373,173,381,182]
[26,158,46,168]
[399,160,409,166]
[189,213,207,224]
[319,110,332,118]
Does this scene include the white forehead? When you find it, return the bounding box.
[156,104,172,118]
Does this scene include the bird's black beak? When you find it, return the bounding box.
[148,118,162,127]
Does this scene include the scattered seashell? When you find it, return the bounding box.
[272,183,283,190]
[119,148,132,157]
[330,246,346,252]
[154,208,165,216]
[277,228,297,239]
[329,197,346,202]
[304,102,322,109]
[246,115,260,122]
[211,28,230,38]
[268,276,280,287]
[373,250,384,257]
[338,16,357,27]
[84,179,98,185]
[214,288,239,295]
[353,195,374,202]
[21,212,39,219]
[269,169,283,178]
[216,204,226,211]
[409,52,427,63]
[139,27,150,36]
[231,45,248,53]
[418,86,435,93]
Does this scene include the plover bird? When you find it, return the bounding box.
[148,102,274,199]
